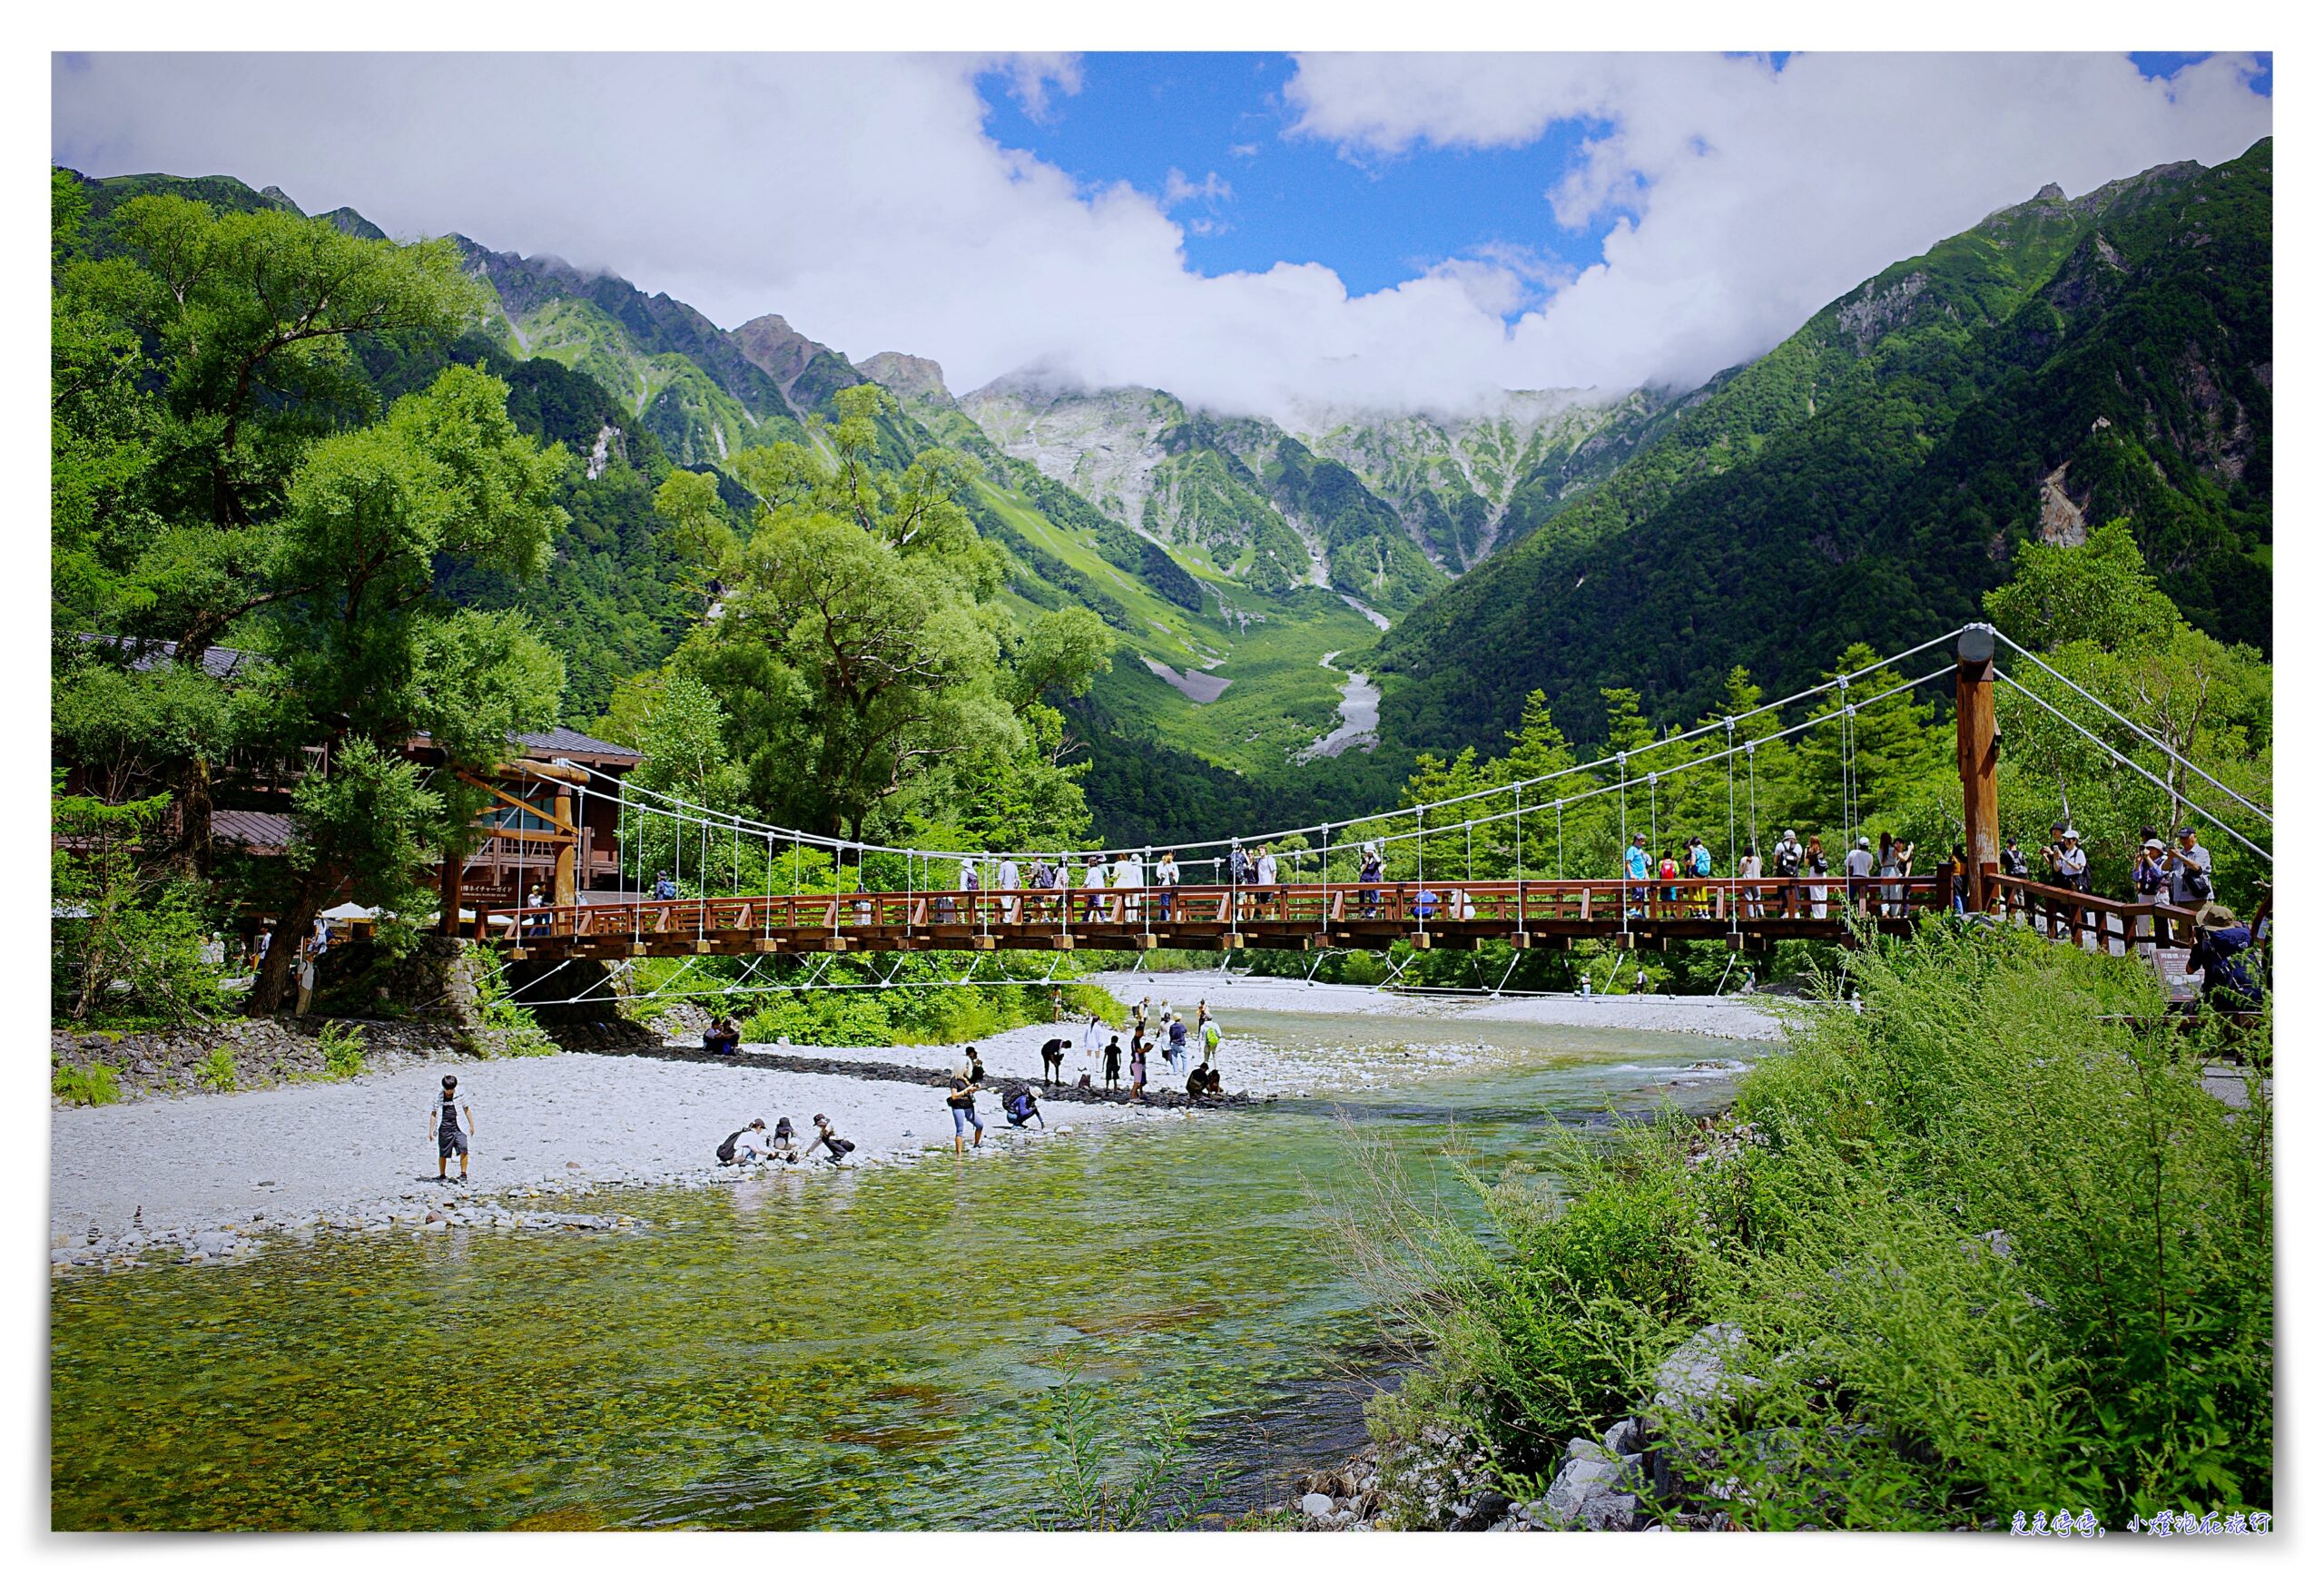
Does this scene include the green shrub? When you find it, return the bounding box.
[317,1020,367,1079]
[195,1047,239,1093]
[461,946,556,1057]
[1363,921,2273,1528]
[52,1059,123,1106]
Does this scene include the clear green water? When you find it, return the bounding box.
[49,1008,1745,1530]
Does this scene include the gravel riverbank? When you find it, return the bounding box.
[51,985,1781,1273]
[48,1023,1171,1271]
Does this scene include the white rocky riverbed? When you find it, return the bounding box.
[47,1023,1170,1272]
[51,982,1785,1273]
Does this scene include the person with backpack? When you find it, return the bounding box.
[2188,903,2262,1012]
[2162,827,2213,949]
[946,1066,984,1155]
[812,1114,855,1164]
[1657,849,1679,909]
[429,1074,475,1183]
[653,870,677,902]
[717,1119,771,1165]
[1201,1015,1223,1070]
[1358,842,1384,919]
[1689,837,1713,917]
[1001,1084,1045,1129]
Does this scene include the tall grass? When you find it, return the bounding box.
[1351,924,2272,1529]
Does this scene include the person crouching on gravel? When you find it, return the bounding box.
[947,1066,985,1155]
[430,1074,475,1182]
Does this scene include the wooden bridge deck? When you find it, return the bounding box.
[488,873,2197,961]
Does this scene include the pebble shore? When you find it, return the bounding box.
[51,978,1782,1274]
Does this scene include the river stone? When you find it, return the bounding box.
[1651,1322,1759,1422]
[1300,1492,1335,1519]
[1603,1418,1641,1457]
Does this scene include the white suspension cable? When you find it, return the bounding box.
[1986,625,2272,824]
[1994,671,2271,863]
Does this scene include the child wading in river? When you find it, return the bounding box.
[430,1074,475,1182]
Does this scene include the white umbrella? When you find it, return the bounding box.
[318,903,379,921]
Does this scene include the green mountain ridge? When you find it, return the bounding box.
[1368,139,2272,759]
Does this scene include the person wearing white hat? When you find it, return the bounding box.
[1359,841,1384,918]
[2053,829,2089,890]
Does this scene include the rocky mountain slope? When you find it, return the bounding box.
[1366,139,2273,760]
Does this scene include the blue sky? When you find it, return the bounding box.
[980,51,2272,317]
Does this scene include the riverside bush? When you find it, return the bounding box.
[52,1059,123,1106]
[317,1020,367,1079]
[1362,922,2272,1528]
[195,1047,238,1092]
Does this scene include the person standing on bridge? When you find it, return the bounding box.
[997,854,1021,925]
[1254,845,1279,919]
[1771,830,1801,919]
[1689,838,1714,918]
[1806,836,1830,919]
[654,870,677,902]
[1359,842,1384,919]
[2132,836,2168,909]
[1625,834,1650,918]
[1082,854,1108,923]
[1739,845,1762,919]
[1155,850,1179,922]
[1114,849,1146,923]
[1844,836,1876,914]
[2165,826,2213,923]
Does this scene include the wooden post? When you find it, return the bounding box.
[554,789,577,908]
[438,847,464,936]
[1956,627,2000,912]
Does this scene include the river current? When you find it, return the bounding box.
[49,1007,1748,1530]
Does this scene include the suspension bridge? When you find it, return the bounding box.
[450,626,2269,988]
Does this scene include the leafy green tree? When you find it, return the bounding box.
[668,384,1098,847]
[1985,520,2178,654]
[51,781,229,1026]
[242,366,569,1011]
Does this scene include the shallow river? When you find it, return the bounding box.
[50,1008,1748,1530]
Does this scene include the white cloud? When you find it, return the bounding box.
[51,52,2271,422]
[1288,52,2273,389]
[1160,168,1232,208]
